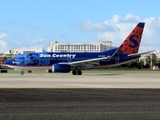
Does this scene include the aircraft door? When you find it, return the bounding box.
[24,54,30,64]
[24,54,38,65]
[115,55,120,63]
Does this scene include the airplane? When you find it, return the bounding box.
[4,22,153,75]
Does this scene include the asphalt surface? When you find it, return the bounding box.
[0,88,160,120]
[1,73,160,88]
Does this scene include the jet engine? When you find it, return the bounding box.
[52,64,71,73]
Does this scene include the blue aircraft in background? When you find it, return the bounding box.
[4,22,153,75]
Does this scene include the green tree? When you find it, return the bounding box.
[144,56,151,69]
[157,59,160,66]
[138,60,144,69]
[152,54,158,66]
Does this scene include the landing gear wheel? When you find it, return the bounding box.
[72,70,82,75]
[77,70,82,75]
[20,71,24,75]
[72,70,77,75]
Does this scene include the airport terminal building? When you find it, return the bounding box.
[47,40,115,52]
[5,40,115,55]
[5,48,45,55]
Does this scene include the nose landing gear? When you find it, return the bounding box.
[20,71,24,75]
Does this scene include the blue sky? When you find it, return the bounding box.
[0,0,160,53]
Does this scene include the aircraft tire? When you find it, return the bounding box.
[21,71,24,75]
[78,70,82,75]
[72,70,77,75]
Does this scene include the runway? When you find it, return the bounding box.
[0,73,160,88]
[0,73,160,120]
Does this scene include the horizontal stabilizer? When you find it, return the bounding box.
[128,50,155,57]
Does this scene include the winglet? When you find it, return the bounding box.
[113,22,145,56]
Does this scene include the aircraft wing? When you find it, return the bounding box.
[128,50,155,57]
[60,55,113,66]
[59,50,154,67]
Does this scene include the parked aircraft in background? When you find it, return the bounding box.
[4,22,153,75]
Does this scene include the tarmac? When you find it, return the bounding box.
[0,73,160,88]
[0,73,160,120]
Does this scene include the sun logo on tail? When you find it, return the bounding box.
[119,22,145,55]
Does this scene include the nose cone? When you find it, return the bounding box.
[4,59,14,65]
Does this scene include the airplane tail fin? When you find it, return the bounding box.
[113,22,145,56]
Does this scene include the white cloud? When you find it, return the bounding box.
[73,14,160,52]
[123,14,140,22]
[13,37,46,50]
[80,20,115,32]
[30,37,45,45]
[0,40,7,48]
[0,32,7,39]
[1,14,160,53]
[0,32,8,53]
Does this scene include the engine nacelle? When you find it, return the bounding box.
[52,64,71,73]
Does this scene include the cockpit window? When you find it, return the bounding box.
[11,56,17,60]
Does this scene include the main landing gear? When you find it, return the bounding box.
[72,70,82,75]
